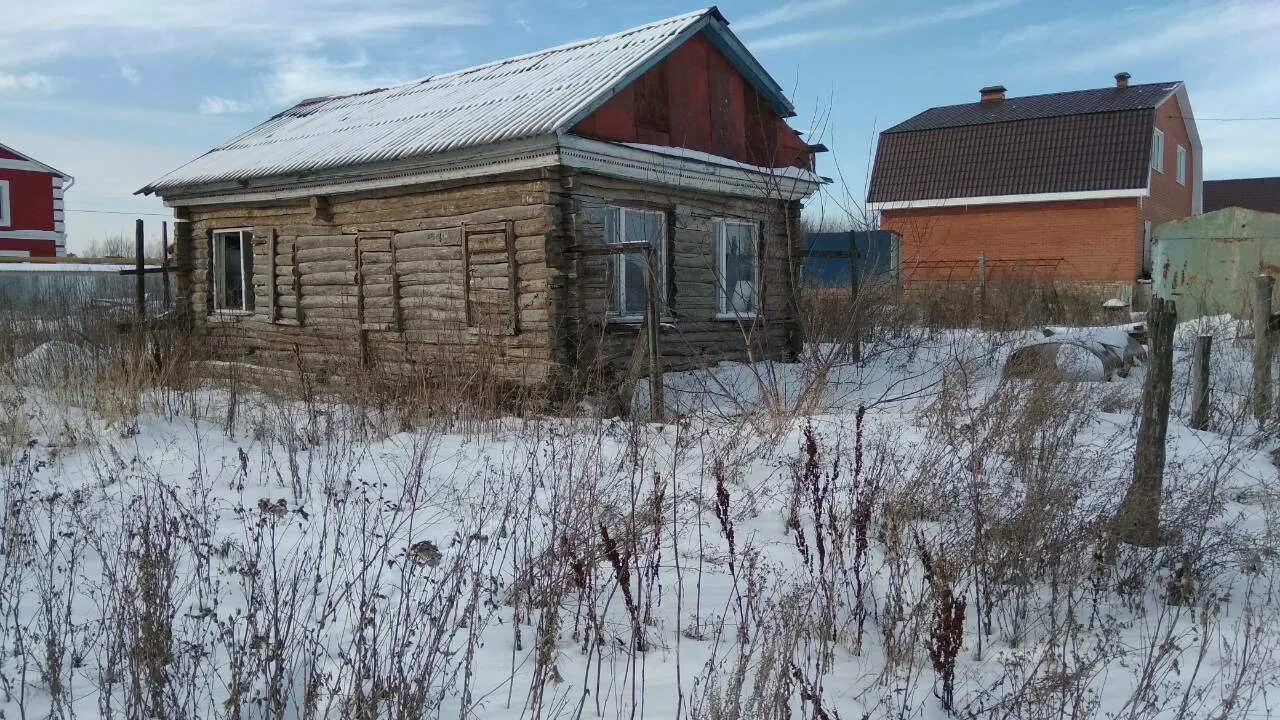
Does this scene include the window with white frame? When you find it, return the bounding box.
[604,206,666,319]
[211,229,254,312]
[715,219,759,317]
[0,180,10,227]
[1176,145,1187,185]
[1151,128,1165,172]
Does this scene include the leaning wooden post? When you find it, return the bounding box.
[644,245,664,423]
[161,220,172,312]
[1189,334,1212,431]
[1252,274,1273,422]
[1116,296,1176,546]
[849,231,862,363]
[135,218,146,322]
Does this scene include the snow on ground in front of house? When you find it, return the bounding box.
[2,320,1278,718]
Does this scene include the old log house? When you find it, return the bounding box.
[139,8,825,391]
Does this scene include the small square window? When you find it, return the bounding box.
[211,229,254,312]
[1175,145,1187,185]
[0,180,10,227]
[1151,128,1165,173]
[715,219,759,317]
[604,207,666,319]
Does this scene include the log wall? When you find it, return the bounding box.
[178,172,560,385]
[176,168,803,389]
[552,171,802,377]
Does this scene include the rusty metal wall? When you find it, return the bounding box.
[1152,207,1280,319]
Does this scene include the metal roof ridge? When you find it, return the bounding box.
[279,8,716,111]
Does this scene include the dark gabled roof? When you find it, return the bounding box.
[868,82,1183,204]
[885,82,1180,133]
[1204,177,1280,214]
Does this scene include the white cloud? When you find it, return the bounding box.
[263,53,398,106]
[750,0,1023,51]
[198,96,250,115]
[735,0,854,33]
[119,64,141,85]
[0,0,487,68]
[992,0,1280,179]
[0,71,59,93]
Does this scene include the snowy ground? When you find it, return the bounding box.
[1,318,1278,719]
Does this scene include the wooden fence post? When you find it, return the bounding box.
[1190,334,1212,431]
[644,245,664,423]
[1116,296,1176,546]
[977,252,987,305]
[849,231,862,363]
[135,219,146,322]
[1253,274,1273,421]
[161,221,171,312]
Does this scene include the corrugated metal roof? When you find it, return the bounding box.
[884,82,1180,133]
[142,7,795,195]
[1204,177,1280,214]
[867,82,1187,203]
[868,109,1157,203]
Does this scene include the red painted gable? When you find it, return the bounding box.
[1,145,65,258]
[572,34,814,171]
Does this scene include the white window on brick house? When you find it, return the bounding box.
[1176,145,1187,185]
[604,206,666,319]
[715,219,759,317]
[211,229,254,312]
[1151,128,1165,172]
[0,180,10,227]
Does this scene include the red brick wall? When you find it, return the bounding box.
[881,198,1142,283]
[1140,96,1195,263]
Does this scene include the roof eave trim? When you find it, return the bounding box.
[0,142,71,179]
[154,136,563,206]
[157,135,822,207]
[559,135,822,201]
[868,188,1150,211]
[557,12,795,134]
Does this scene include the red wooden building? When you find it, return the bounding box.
[0,143,72,258]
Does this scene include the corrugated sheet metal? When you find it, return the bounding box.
[143,9,742,194]
[1204,177,1280,213]
[885,82,1179,133]
[802,231,899,285]
[868,109,1156,202]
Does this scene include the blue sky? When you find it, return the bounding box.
[2,0,1277,251]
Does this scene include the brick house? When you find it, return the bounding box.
[867,74,1201,288]
[0,142,72,257]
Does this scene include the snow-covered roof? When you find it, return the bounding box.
[140,7,796,196]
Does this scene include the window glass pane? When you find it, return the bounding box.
[603,207,621,244]
[220,233,244,310]
[625,210,663,246]
[606,208,665,317]
[722,222,757,314]
[240,229,253,308]
[622,252,648,316]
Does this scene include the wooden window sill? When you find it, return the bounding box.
[207,310,252,323]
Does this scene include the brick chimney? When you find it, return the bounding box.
[1115,72,1131,88]
[980,85,1007,103]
